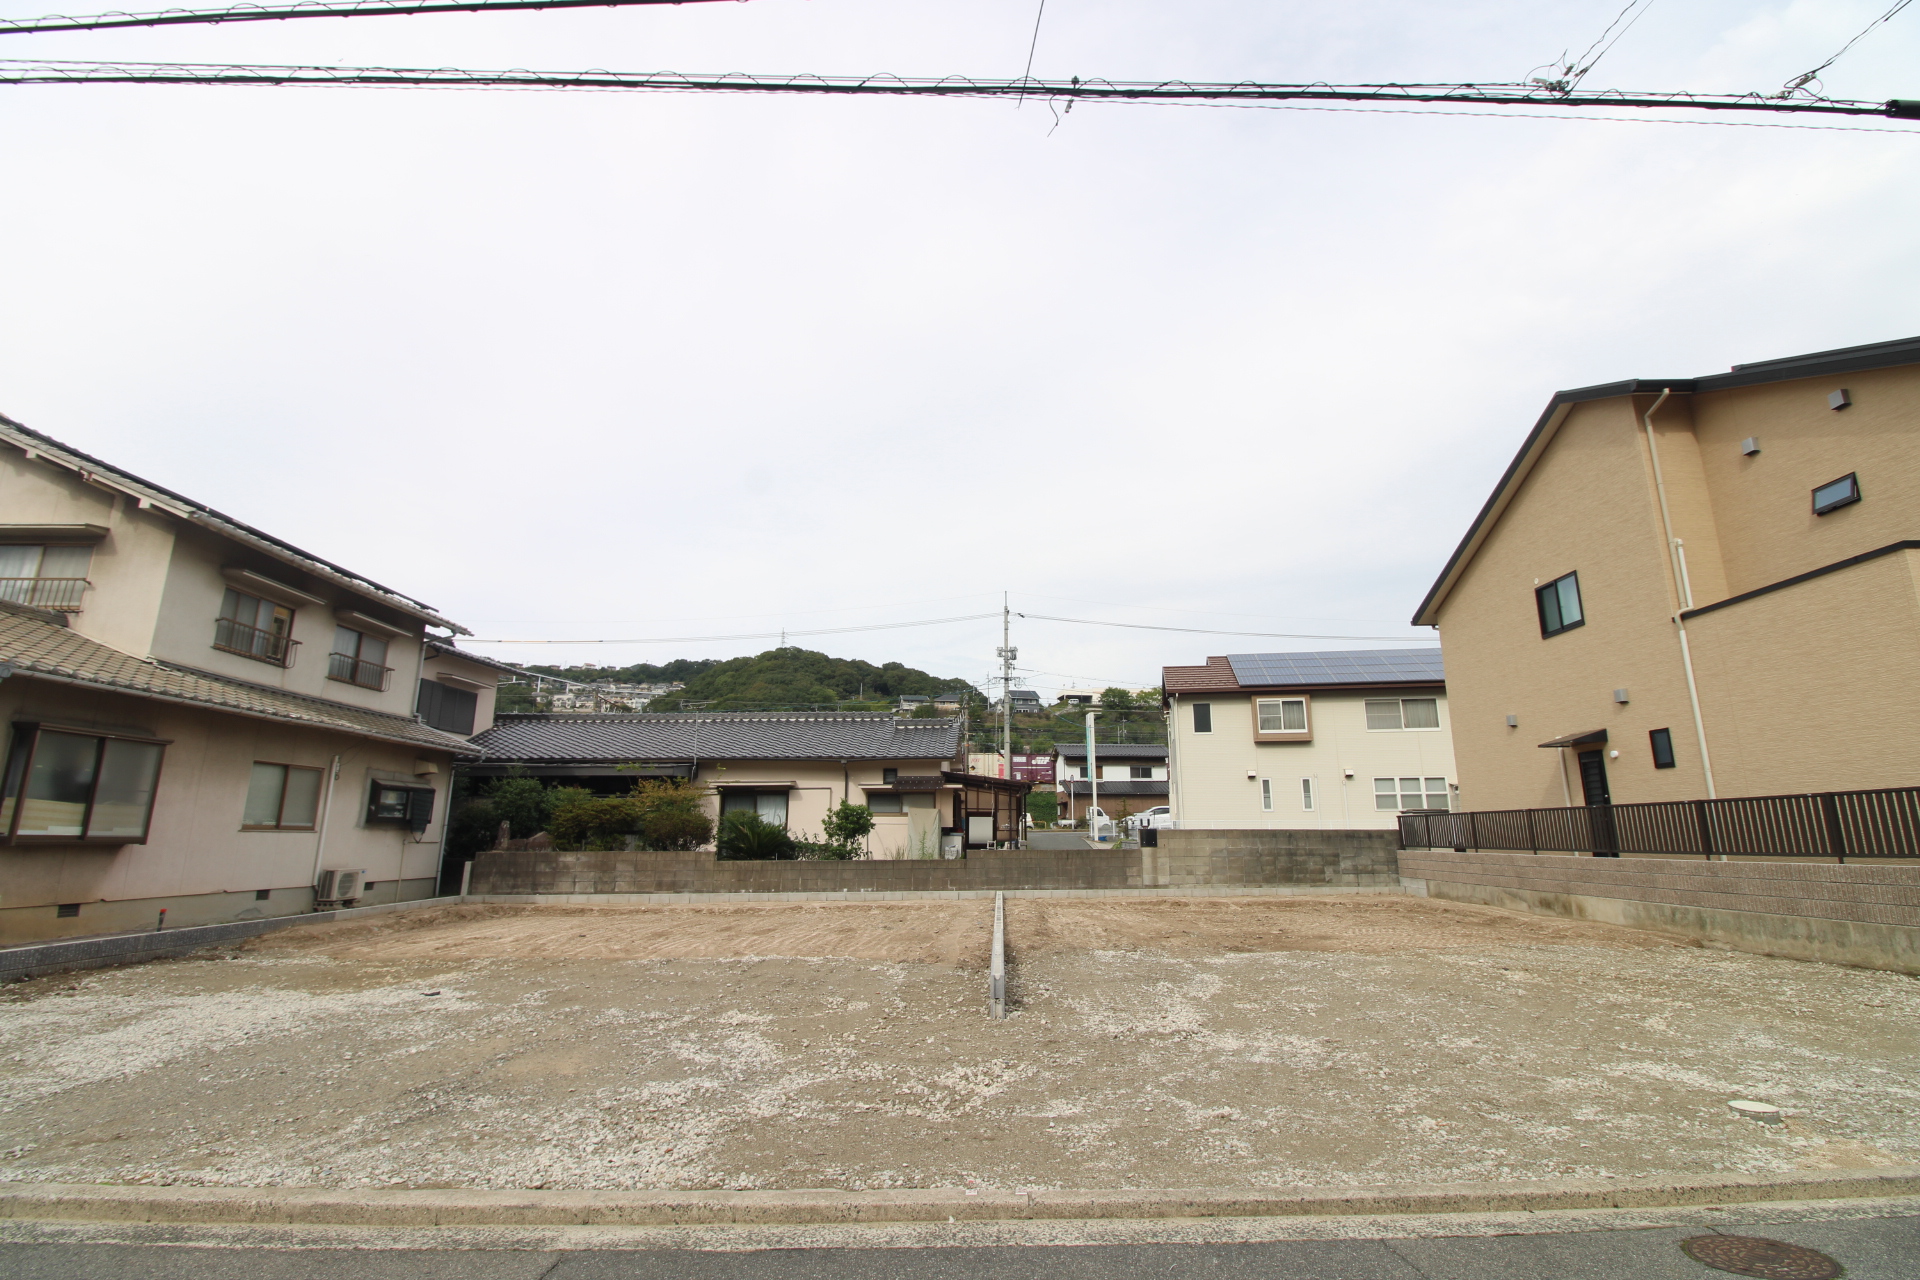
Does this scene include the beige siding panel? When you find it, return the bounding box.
[1684,547,1920,795]
[1436,398,1710,810]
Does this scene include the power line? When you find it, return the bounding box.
[1783,0,1916,95]
[466,611,1000,645]
[0,0,734,36]
[1015,612,1434,643]
[3,59,1913,118]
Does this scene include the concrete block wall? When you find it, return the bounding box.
[470,830,1404,896]
[1148,829,1403,889]
[1401,849,1920,973]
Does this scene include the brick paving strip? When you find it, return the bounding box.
[3,1167,1918,1227]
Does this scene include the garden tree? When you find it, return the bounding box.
[547,780,712,851]
[818,801,875,859]
[1100,687,1139,711]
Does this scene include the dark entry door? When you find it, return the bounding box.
[1577,751,1618,856]
[1577,751,1610,805]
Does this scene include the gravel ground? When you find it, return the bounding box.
[0,896,1914,1193]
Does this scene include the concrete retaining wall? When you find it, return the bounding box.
[1148,829,1402,889]
[0,896,465,985]
[1400,849,1920,974]
[471,830,1404,896]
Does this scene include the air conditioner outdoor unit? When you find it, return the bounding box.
[316,868,366,904]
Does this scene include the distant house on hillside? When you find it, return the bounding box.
[895,694,930,713]
[463,712,1027,857]
[995,689,1043,715]
[1161,648,1455,830]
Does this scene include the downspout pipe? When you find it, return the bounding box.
[1640,389,1718,801]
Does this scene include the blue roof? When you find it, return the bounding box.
[1225,648,1444,688]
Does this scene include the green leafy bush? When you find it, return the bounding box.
[632,779,713,851]
[717,809,797,860]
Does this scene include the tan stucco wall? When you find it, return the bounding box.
[0,450,177,659]
[1167,690,1456,830]
[0,677,453,943]
[149,522,426,720]
[1684,547,1920,795]
[1435,398,1713,810]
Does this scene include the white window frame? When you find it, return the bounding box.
[1301,777,1315,811]
[1254,697,1308,734]
[1260,778,1272,811]
[1365,697,1442,731]
[1374,776,1451,812]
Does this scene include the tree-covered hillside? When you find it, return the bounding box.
[642,647,980,712]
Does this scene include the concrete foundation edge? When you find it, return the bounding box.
[0,896,465,985]
[1405,876,1920,974]
[3,1168,1917,1227]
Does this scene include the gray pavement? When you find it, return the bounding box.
[3,1213,1915,1280]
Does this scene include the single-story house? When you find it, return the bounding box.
[463,712,1028,857]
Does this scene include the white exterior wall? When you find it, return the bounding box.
[1166,691,1457,830]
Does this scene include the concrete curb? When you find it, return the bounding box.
[5,1168,1918,1228]
[0,896,465,984]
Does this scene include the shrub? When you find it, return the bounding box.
[489,776,555,839]
[549,794,645,850]
[812,801,874,860]
[1025,790,1058,826]
[631,779,713,851]
[717,809,797,860]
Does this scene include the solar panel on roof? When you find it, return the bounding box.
[1225,648,1443,688]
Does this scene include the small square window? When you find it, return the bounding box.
[1192,702,1212,734]
[882,768,898,784]
[1536,571,1585,638]
[256,888,272,900]
[1649,727,1676,769]
[1811,472,1860,515]
[1365,700,1402,730]
[1402,699,1440,730]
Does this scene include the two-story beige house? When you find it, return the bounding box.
[1162,648,1455,829]
[1414,335,1920,811]
[0,414,493,942]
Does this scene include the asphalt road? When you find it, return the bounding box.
[5,1214,1916,1280]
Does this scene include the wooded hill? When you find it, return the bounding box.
[518,647,981,713]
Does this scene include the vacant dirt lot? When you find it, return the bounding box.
[0,895,1915,1193]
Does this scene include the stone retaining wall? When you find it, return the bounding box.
[1400,849,1920,973]
[1150,829,1402,889]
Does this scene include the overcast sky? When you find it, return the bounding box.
[3,1,1915,695]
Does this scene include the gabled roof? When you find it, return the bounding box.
[1056,742,1167,760]
[1411,335,1920,627]
[1163,648,1444,695]
[424,640,531,678]
[468,712,963,764]
[0,415,469,635]
[0,600,482,756]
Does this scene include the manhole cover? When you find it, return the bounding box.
[1680,1234,1843,1279]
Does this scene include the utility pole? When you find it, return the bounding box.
[1085,710,1101,838]
[996,592,1016,782]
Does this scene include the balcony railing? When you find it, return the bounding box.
[1398,785,1920,861]
[328,651,393,691]
[212,616,300,668]
[0,577,89,612]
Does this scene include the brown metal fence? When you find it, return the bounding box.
[1398,785,1920,861]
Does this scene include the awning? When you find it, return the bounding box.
[1537,728,1608,749]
